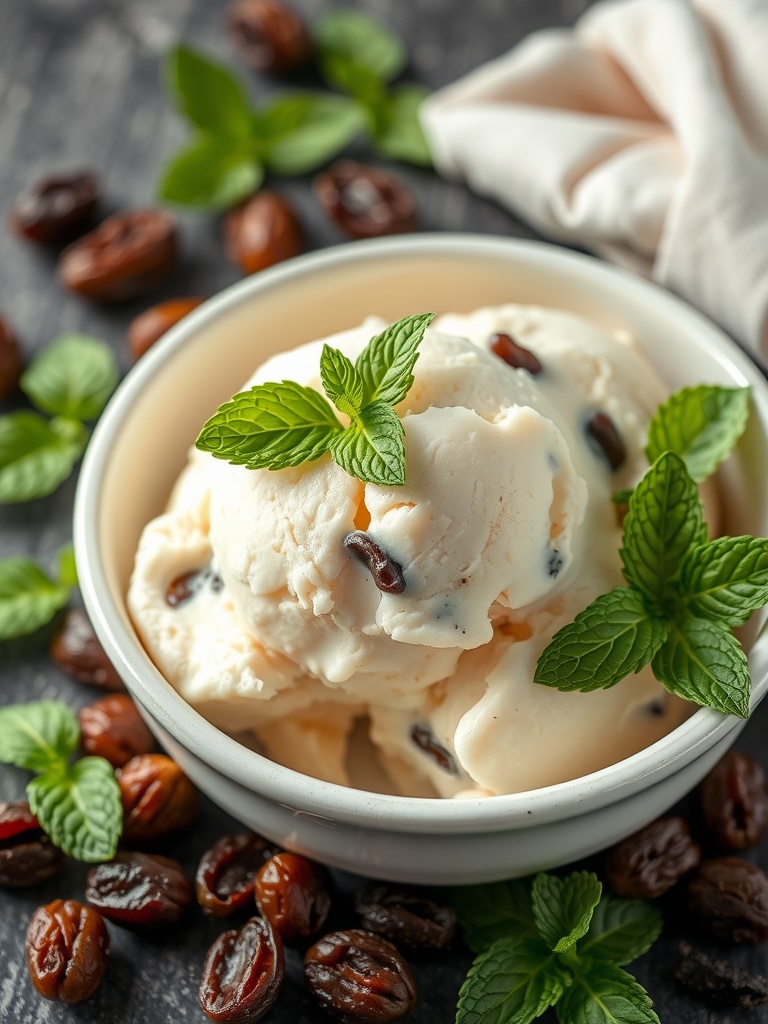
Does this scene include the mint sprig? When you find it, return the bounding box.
[0,547,76,641]
[196,312,434,486]
[0,701,122,862]
[455,872,662,1024]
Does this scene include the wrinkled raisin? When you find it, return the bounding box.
[314,162,417,239]
[224,192,303,275]
[489,332,542,375]
[606,816,701,898]
[688,857,768,943]
[255,852,331,943]
[50,608,124,691]
[166,566,224,607]
[585,411,626,471]
[344,532,405,594]
[0,802,63,888]
[10,171,99,245]
[226,0,310,74]
[197,833,278,918]
[355,883,456,950]
[26,899,109,1003]
[86,852,192,929]
[410,724,458,776]
[128,296,205,361]
[79,694,154,768]
[117,754,198,843]
[698,750,768,851]
[199,916,284,1022]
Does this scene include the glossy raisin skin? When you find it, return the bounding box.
[116,754,198,844]
[305,929,416,1023]
[197,833,279,918]
[688,857,768,943]
[199,916,284,1023]
[128,296,205,361]
[0,314,23,401]
[226,0,310,74]
[26,899,110,1003]
[344,532,406,595]
[585,411,626,471]
[86,852,192,929]
[606,816,701,898]
[59,208,177,302]
[255,852,332,943]
[50,608,125,691]
[224,192,304,275]
[79,694,154,768]
[698,750,768,851]
[10,170,99,244]
[355,884,456,950]
[0,802,63,888]
[314,162,418,239]
[489,332,542,375]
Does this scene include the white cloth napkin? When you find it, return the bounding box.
[421,0,768,358]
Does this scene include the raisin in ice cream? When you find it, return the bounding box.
[128,305,700,797]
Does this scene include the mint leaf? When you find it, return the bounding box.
[329,402,405,485]
[556,961,660,1024]
[314,11,406,88]
[579,895,663,966]
[166,46,253,141]
[372,85,432,166]
[258,94,365,176]
[679,536,768,627]
[356,312,434,407]
[159,136,263,209]
[0,557,71,640]
[452,880,538,954]
[28,757,122,862]
[534,588,669,693]
[652,615,751,718]
[0,412,87,503]
[621,452,705,610]
[57,544,78,588]
[0,701,79,773]
[320,345,365,417]
[20,334,118,421]
[646,385,750,483]
[532,871,602,955]
[196,380,342,470]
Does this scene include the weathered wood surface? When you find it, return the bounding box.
[1,0,766,1021]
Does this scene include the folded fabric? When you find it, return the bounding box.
[421,0,768,359]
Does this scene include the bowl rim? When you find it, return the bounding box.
[74,232,768,834]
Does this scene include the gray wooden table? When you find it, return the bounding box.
[1,0,767,1021]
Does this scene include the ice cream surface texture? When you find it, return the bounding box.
[128,305,697,797]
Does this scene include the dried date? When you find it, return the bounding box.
[0,802,63,888]
[698,750,768,851]
[314,162,418,239]
[675,941,768,1009]
[26,899,110,1003]
[355,883,456,950]
[79,694,154,768]
[304,929,416,1022]
[128,296,205,360]
[50,608,125,691]
[86,852,192,928]
[0,314,23,401]
[224,192,303,275]
[59,208,177,302]
[199,916,284,1023]
[255,852,331,943]
[606,816,701,898]
[10,170,99,244]
[226,0,310,74]
[687,857,768,943]
[197,832,278,918]
[117,753,198,843]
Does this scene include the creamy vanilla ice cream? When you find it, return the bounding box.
[128,305,702,797]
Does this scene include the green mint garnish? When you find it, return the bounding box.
[195,312,434,486]
[0,333,117,504]
[454,872,663,1024]
[0,548,76,641]
[0,701,122,862]
[536,386,763,719]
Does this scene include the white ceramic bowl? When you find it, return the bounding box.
[74,235,768,884]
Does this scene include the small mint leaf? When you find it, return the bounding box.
[314,11,406,87]
[652,615,751,718]
[166,46,253,141]
[621,452,705,610]
[534,588,669,693]
[612,489,633,506]
[0,412,87,503]
[258,94,366,176]
[20,334,118,421]
[451,880,538,954]
[579,895,663,967]
[57,544,78,589]
[679,536,768,627]
[355,312,434,407]
[320,344,365,417]
[159,136,263,210]
[28,757,122,862]
[0,701,79,773]
[457,935,568,1024]
[0,557,71,640]
[329,402,405,485]
[371,85,433,166]
[195,381,342,471]
[532,871,602,955]
[646,385,750,483]
[556,961,660,1024]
